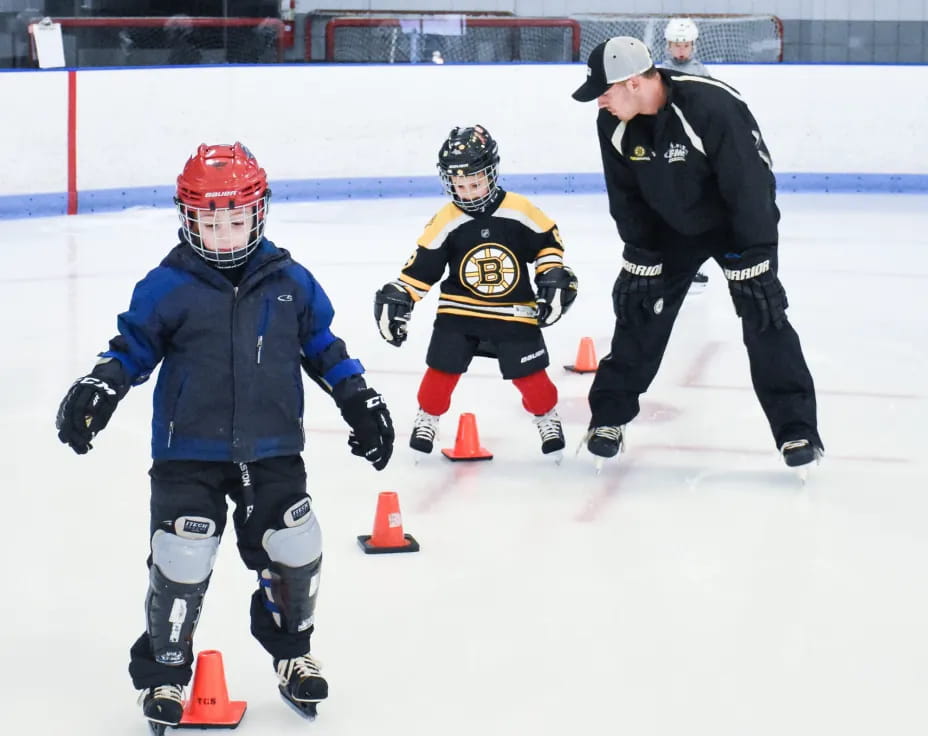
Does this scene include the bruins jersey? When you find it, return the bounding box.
[395,190,565,337]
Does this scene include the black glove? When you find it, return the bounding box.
[723,246,788,332]
[535,266,579,327]
[374,282,414,347]
[338,388,394,470]
[612,245,664,327]
[56,362,127,454]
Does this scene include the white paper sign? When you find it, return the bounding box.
[29,17,65,69]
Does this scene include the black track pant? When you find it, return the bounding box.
[589,230,821,450]
[129,455,314,689]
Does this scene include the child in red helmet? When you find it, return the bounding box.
[374,125,579,459]
[56,142,395,729]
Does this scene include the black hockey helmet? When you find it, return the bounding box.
[437,124,500,213]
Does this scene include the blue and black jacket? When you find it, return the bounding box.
[99,238,364,463]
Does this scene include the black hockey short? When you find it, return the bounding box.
[148,454,309,570]
[425,326,549,380]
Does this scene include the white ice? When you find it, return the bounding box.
[1,192,926,735]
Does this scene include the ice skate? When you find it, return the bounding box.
[578,425,625,473]
[139,684,184,735]
[780,439,823,482]
[533,408,565,462]
[688,270,709,294]
[276,653,328,718]
[410,408,439,455]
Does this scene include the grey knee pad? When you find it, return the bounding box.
[146,517,219,666]
[260,498,322,634]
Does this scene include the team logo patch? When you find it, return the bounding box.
[481,228,490,237]
[459,243,520,297]
[664,142,688,163]
[630,145,652,161]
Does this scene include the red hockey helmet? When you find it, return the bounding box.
[175,142,270,268]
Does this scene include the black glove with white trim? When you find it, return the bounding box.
[612,245,664,327]
[723,246,788,332]
[56,360,128,454]
[374,282,414,347]
[535,266,579,327]
[338,388,395,471]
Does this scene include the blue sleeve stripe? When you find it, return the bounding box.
[303,327,336,357]
[324,358,364,387]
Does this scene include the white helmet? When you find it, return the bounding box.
[665,17,698,43]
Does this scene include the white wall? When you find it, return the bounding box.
[2,63,927,199]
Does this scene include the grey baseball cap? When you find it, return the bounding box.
[572,36,654,102]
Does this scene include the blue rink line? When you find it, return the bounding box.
[2,172,927,220]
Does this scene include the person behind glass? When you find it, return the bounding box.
[571,38,823,475]
[55,143,395,729]
[658,17,710,291]
[373,125,579,460]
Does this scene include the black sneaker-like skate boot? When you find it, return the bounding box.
[779,439,823,468]
[533,409,565,455]
[140,684,184,727]
[276,654,328,717]
[586,425,625,458]
[410,408,439,453]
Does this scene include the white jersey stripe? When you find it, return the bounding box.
[610,120,627,157]
[671,104,706,156]
[671,74,745,103]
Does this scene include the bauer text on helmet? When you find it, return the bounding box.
[175,142,271,269]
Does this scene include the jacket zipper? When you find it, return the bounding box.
[256,298,269,364]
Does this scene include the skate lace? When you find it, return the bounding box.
[779,439,809,454]
[278,654,322,685]
[592,426,622,442]
[533,412,563,441]
[413,411,438,441]
[138,684,184,707]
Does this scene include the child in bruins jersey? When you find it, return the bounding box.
[374,124,579,458]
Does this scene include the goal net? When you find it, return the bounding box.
[323,16,581,63]
[573,14,784,63]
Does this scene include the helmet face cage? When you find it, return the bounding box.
[175,142,270,269]
[437,125,500,213]
[176,194,270,269]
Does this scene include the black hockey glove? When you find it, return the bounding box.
[535,266,579,327]
[612,245,664,327]
[339,388,395,471]
[374,282,414,347]
[56,360,128,454]
[723,246,788,332]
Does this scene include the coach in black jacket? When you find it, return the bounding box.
[572,36,823,472]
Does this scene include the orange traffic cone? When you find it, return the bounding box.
[178,650,247,727]
[357,491,420,554]
[564,337,599,373]
[441,412,493,461]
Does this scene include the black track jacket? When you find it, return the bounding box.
[597,69,779,253]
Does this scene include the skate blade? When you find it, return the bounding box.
[280,690,321,719]
[549,450,564,466]
[594,457,605,475]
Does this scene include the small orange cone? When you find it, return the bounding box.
[441,412,493,461]
[564,337,599,373]
[357,491,420,554]
[178,650,246,728]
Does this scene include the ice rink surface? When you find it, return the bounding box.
[1,191,926,735]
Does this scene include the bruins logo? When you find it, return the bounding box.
[459,243,519,297]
